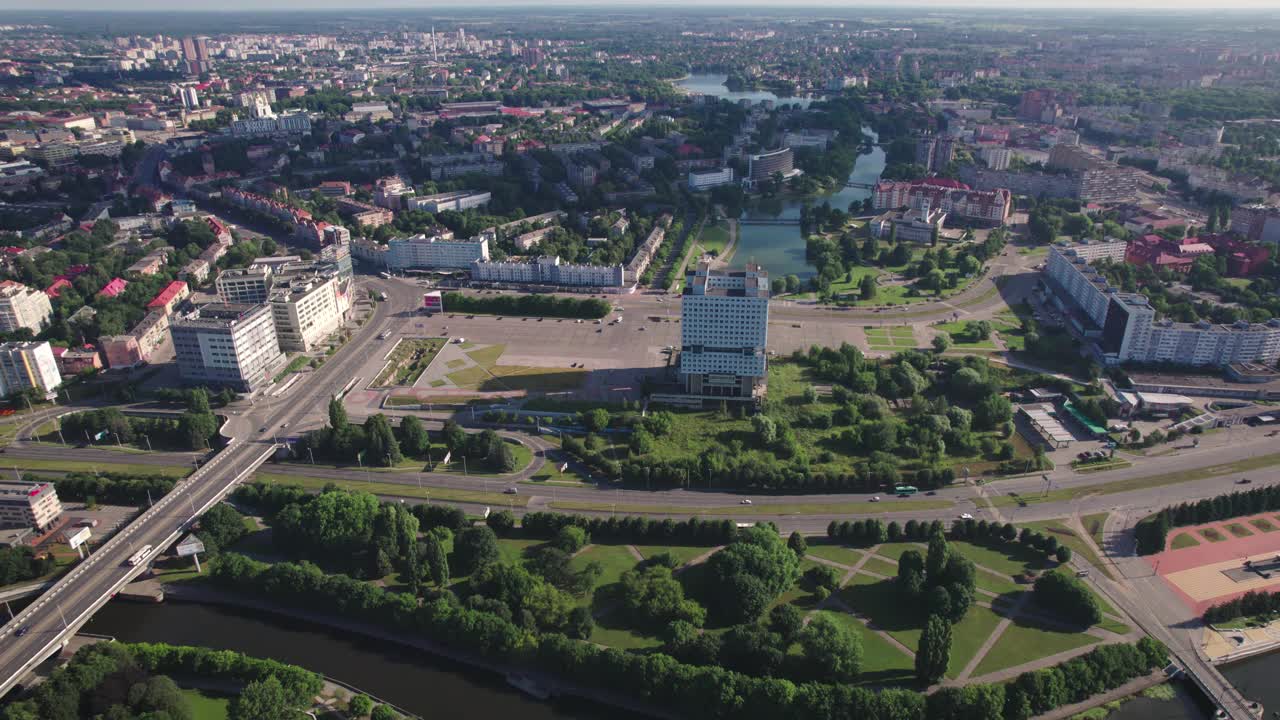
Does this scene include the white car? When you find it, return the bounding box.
[740,498,752,505]
[959,513,975,520]
[869,496,881,502]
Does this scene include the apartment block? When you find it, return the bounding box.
[0,482,62,532]
[387,234,489,271]
[0,341,62,397]
[470,256,625,287]
[0,281,53,334]
[216,266,274,304]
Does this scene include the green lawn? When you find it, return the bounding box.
[934,321,997,349]
[21,459,190,477]
[181,688,231,720]
[969,618,1098,678]
[1170,532,1200,550]
[697,222,731,256]
[496,536,545,565]
[861,556,901,578]
[572,544,640,600]
[947,604,1006,678]
[1201,528,1227,543]
[807,544,865,568]
[589,623,664,651]
[972,567,1022,596]
[1250,518,1276,533]
[1226,523,1254,538]
[813,610,915,685]
[1022,520,1108,573]
[838,573,924,652]
[946,540,1051,578]
[631,544,713,567]
[873,542,923,562]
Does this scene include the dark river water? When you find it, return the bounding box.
[83,600,639,720]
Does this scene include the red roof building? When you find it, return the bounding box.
[45,278,71,298]
[97,277,128,298]
[146,280,189,315]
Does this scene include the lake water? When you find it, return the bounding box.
[676,72,814,108]
[676,74,885,279]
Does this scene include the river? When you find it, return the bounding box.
[675,73,886,279]
[83,600,638,720]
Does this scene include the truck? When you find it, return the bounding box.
[126,545,153,567]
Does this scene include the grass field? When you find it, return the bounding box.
[572,544,639,605]
[934,321,997,350]
[1171,532,1201,550]
[442,342,587,393]
[806,544,865,568]
[182,688,231,720]
[496,536,544,565]
[13,459,190,477]
[631,544,712,567]
[697,221,732,257]
[1226,523,1254,538]
[969,618,1098,677]
[947,604,1006,678]
[861,555,901,578]
[947,540,1051,578]
[1022,520,1109,574]
[864,325,918,350]
[1201,528,1226,543]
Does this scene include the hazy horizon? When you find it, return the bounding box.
[2,0,1278,11]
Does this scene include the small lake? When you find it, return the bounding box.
[676,72,814,108]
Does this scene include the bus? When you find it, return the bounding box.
[126,545,153,567]
[893,486,919,497]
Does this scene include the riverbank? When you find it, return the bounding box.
[160,582,676,720]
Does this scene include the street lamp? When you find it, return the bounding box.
[141,434,152,452]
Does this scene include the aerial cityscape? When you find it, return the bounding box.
[0,5,1280,720]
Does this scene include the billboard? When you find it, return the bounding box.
[423,290,443,314]
[66,526,91,550]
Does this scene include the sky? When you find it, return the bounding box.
[2,0,1277,10]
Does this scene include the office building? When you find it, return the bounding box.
[1232,205,1280,245]
[407,190,492,213]
[471,256,625,287]
[170,303,284,393]
[270,275,343,352]
[0,341,62,398]
[687,166,736,191]
[387,234,489,271]
[680,261,770,399]
[216,266,274,304]
[0,281,53,334]
[0,482,61,532]
[747,148,794,182]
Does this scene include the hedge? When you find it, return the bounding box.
[519,511,737,546]
[1204,589,1280,625]
[442,292,611,319]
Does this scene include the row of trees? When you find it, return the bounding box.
[898,527,978,683]
[50,472,176,506]
[440,292,611,319]
[1135,485,1280,554]
[59,403,218,451]
[519,511,738,546]
[1204,588,1280,625]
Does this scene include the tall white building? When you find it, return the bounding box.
[680,261,770,399]
[387,234,489,271]
[179,85,200,110]
[270,276,343,352]
[0,281,53,334]
[170,303,284,393]
[0,341,62,398]
[471,256,625,287]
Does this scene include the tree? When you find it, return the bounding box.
[619,564,706,630]
[187,388,210,414]
[425,536,449,587]
[925,526,950,585]
[454,526,500,575]
[554,525,589,554]
[370,705,399,720]
[704,526,801,623]
[487,510,516,535]
[1056,546,1073,563]
[398,415,430,457]
[349,695,374,717]
[932,333,951,353]
[584,408,611,432]
[441,420,467,451]
[975,394,1013,430]
[897,549,926,598]
[751,414,777,445]
[799,613,862,682]
[197,502,248,554]
[787,531,807,558]
[916,614,953,684]
[1034,571,1102,627]
[859,273,877,300]
[363,414,403,466]
[178,411,218,450]
[230,676,294,720]
[328,395,348,430]
[769,603,805,646]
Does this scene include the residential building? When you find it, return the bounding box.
[181,258,211,283]
[170,303,284,393]
[387,234,489,271]
[270,275,342,352]
[1044,242,1280,367]
[230,112,311,137]
[216,266,274,304]
[54,344,101,376]
[1232,205,1280,245]
[747,148,794,182]
[979,146,1011,171]
[146,280,190,315]
[680,262,770,400]
[0,281,52,334]
[0,341,61,398]
[0,482,61,532]
[351,238,390,269]
[872,179,1011,226]
[688,166,736,191]
[101,335,143,369]
[471,256,625,287]
[126,248,170,276]
[132,311,171,362]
